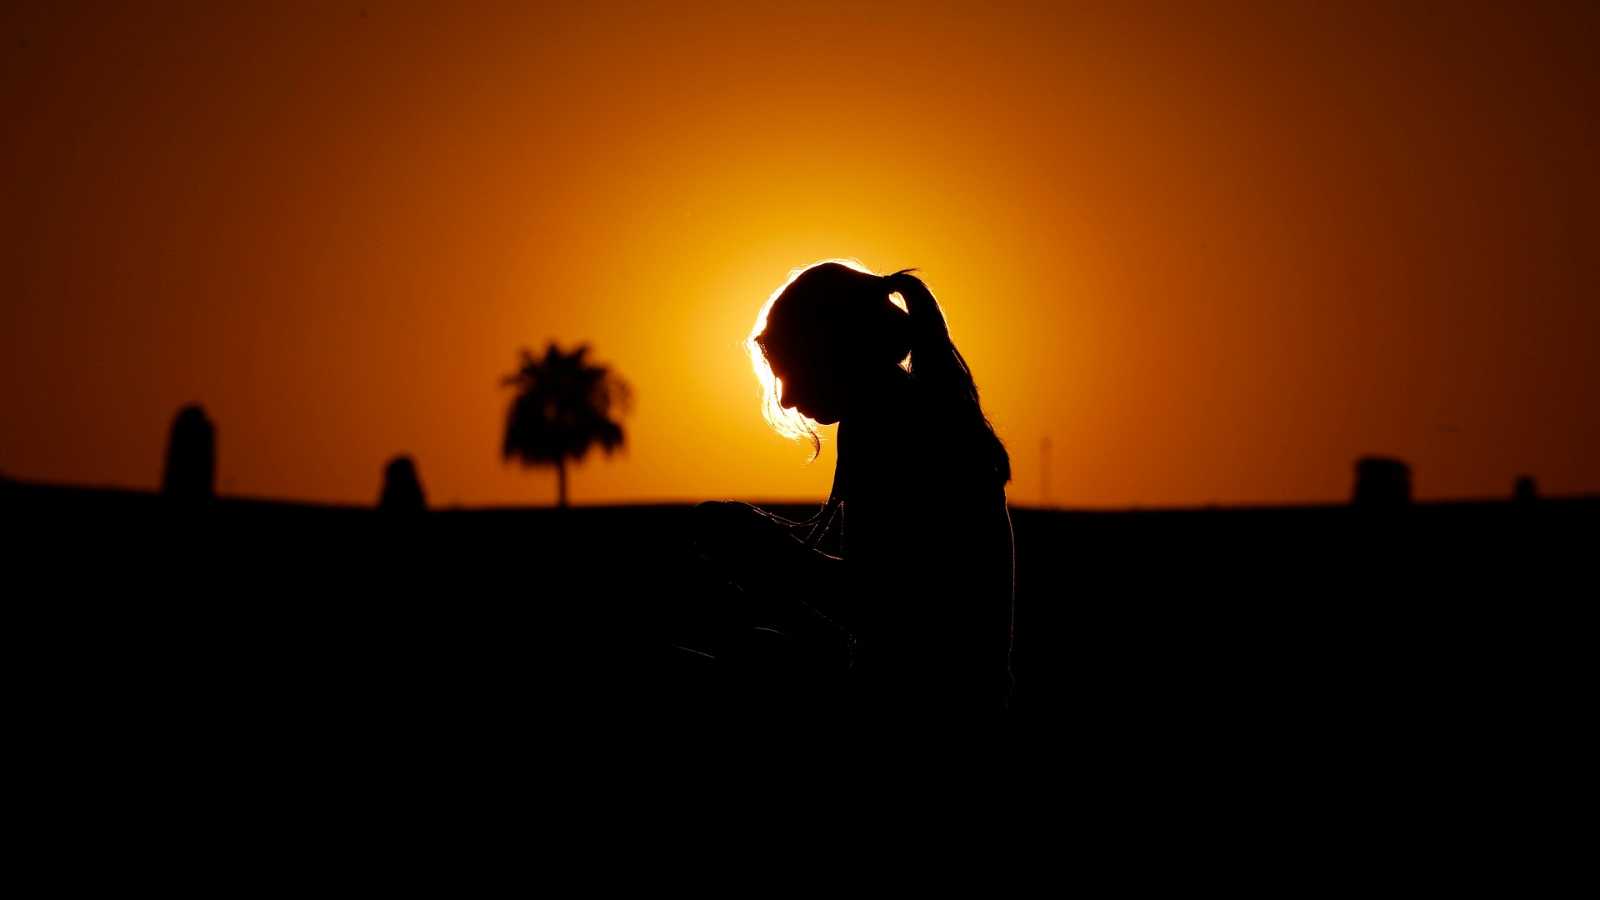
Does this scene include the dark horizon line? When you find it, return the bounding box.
[5,473,1595,515]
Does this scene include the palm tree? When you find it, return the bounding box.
[501,342,632,508]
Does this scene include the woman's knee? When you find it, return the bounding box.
[695,500,744,536]
[695,501,756,556]
[697,500,781,536]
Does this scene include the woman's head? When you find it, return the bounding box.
[750,261,910,429]
[748,259,1011,484]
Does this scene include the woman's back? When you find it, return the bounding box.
[838,375,1015,708]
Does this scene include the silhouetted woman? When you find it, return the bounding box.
[695,261,1014,710]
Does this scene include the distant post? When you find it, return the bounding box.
[379,455,428,514]
[1041,436,1051,508]
[1513,475,1538,505]
[1351,456,1411,508]
[162,405,216,504]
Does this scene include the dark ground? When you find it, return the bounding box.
[8,478,1587,897]
[6,478,1592,737]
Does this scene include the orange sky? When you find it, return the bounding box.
[3,2,1597,507]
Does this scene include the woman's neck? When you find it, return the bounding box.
[844,364,910,420]
[837,366,911,460]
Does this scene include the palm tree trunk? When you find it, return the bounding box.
[556,457,569,508]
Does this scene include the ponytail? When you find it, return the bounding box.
[885,269,971,399]
[883,269,1012,485]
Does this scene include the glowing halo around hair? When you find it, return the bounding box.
[747,257,879,452]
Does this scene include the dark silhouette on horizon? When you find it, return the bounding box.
[689,262,1015,710]
[379,455,427,513]
[161,404,215,504]
[1353,456,1411,508]
[501,342,632,509]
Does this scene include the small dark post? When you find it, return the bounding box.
[162,405,216,503]
[1352,456,1411,508]
[1513,475,1538,505]
[379,455,427,513]
[1041,436,1051,509]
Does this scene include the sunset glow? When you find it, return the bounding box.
[3,3,1596,507]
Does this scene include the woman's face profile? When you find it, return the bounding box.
[771,354,843,425]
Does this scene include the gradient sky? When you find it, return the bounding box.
[3,2,1596,507]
